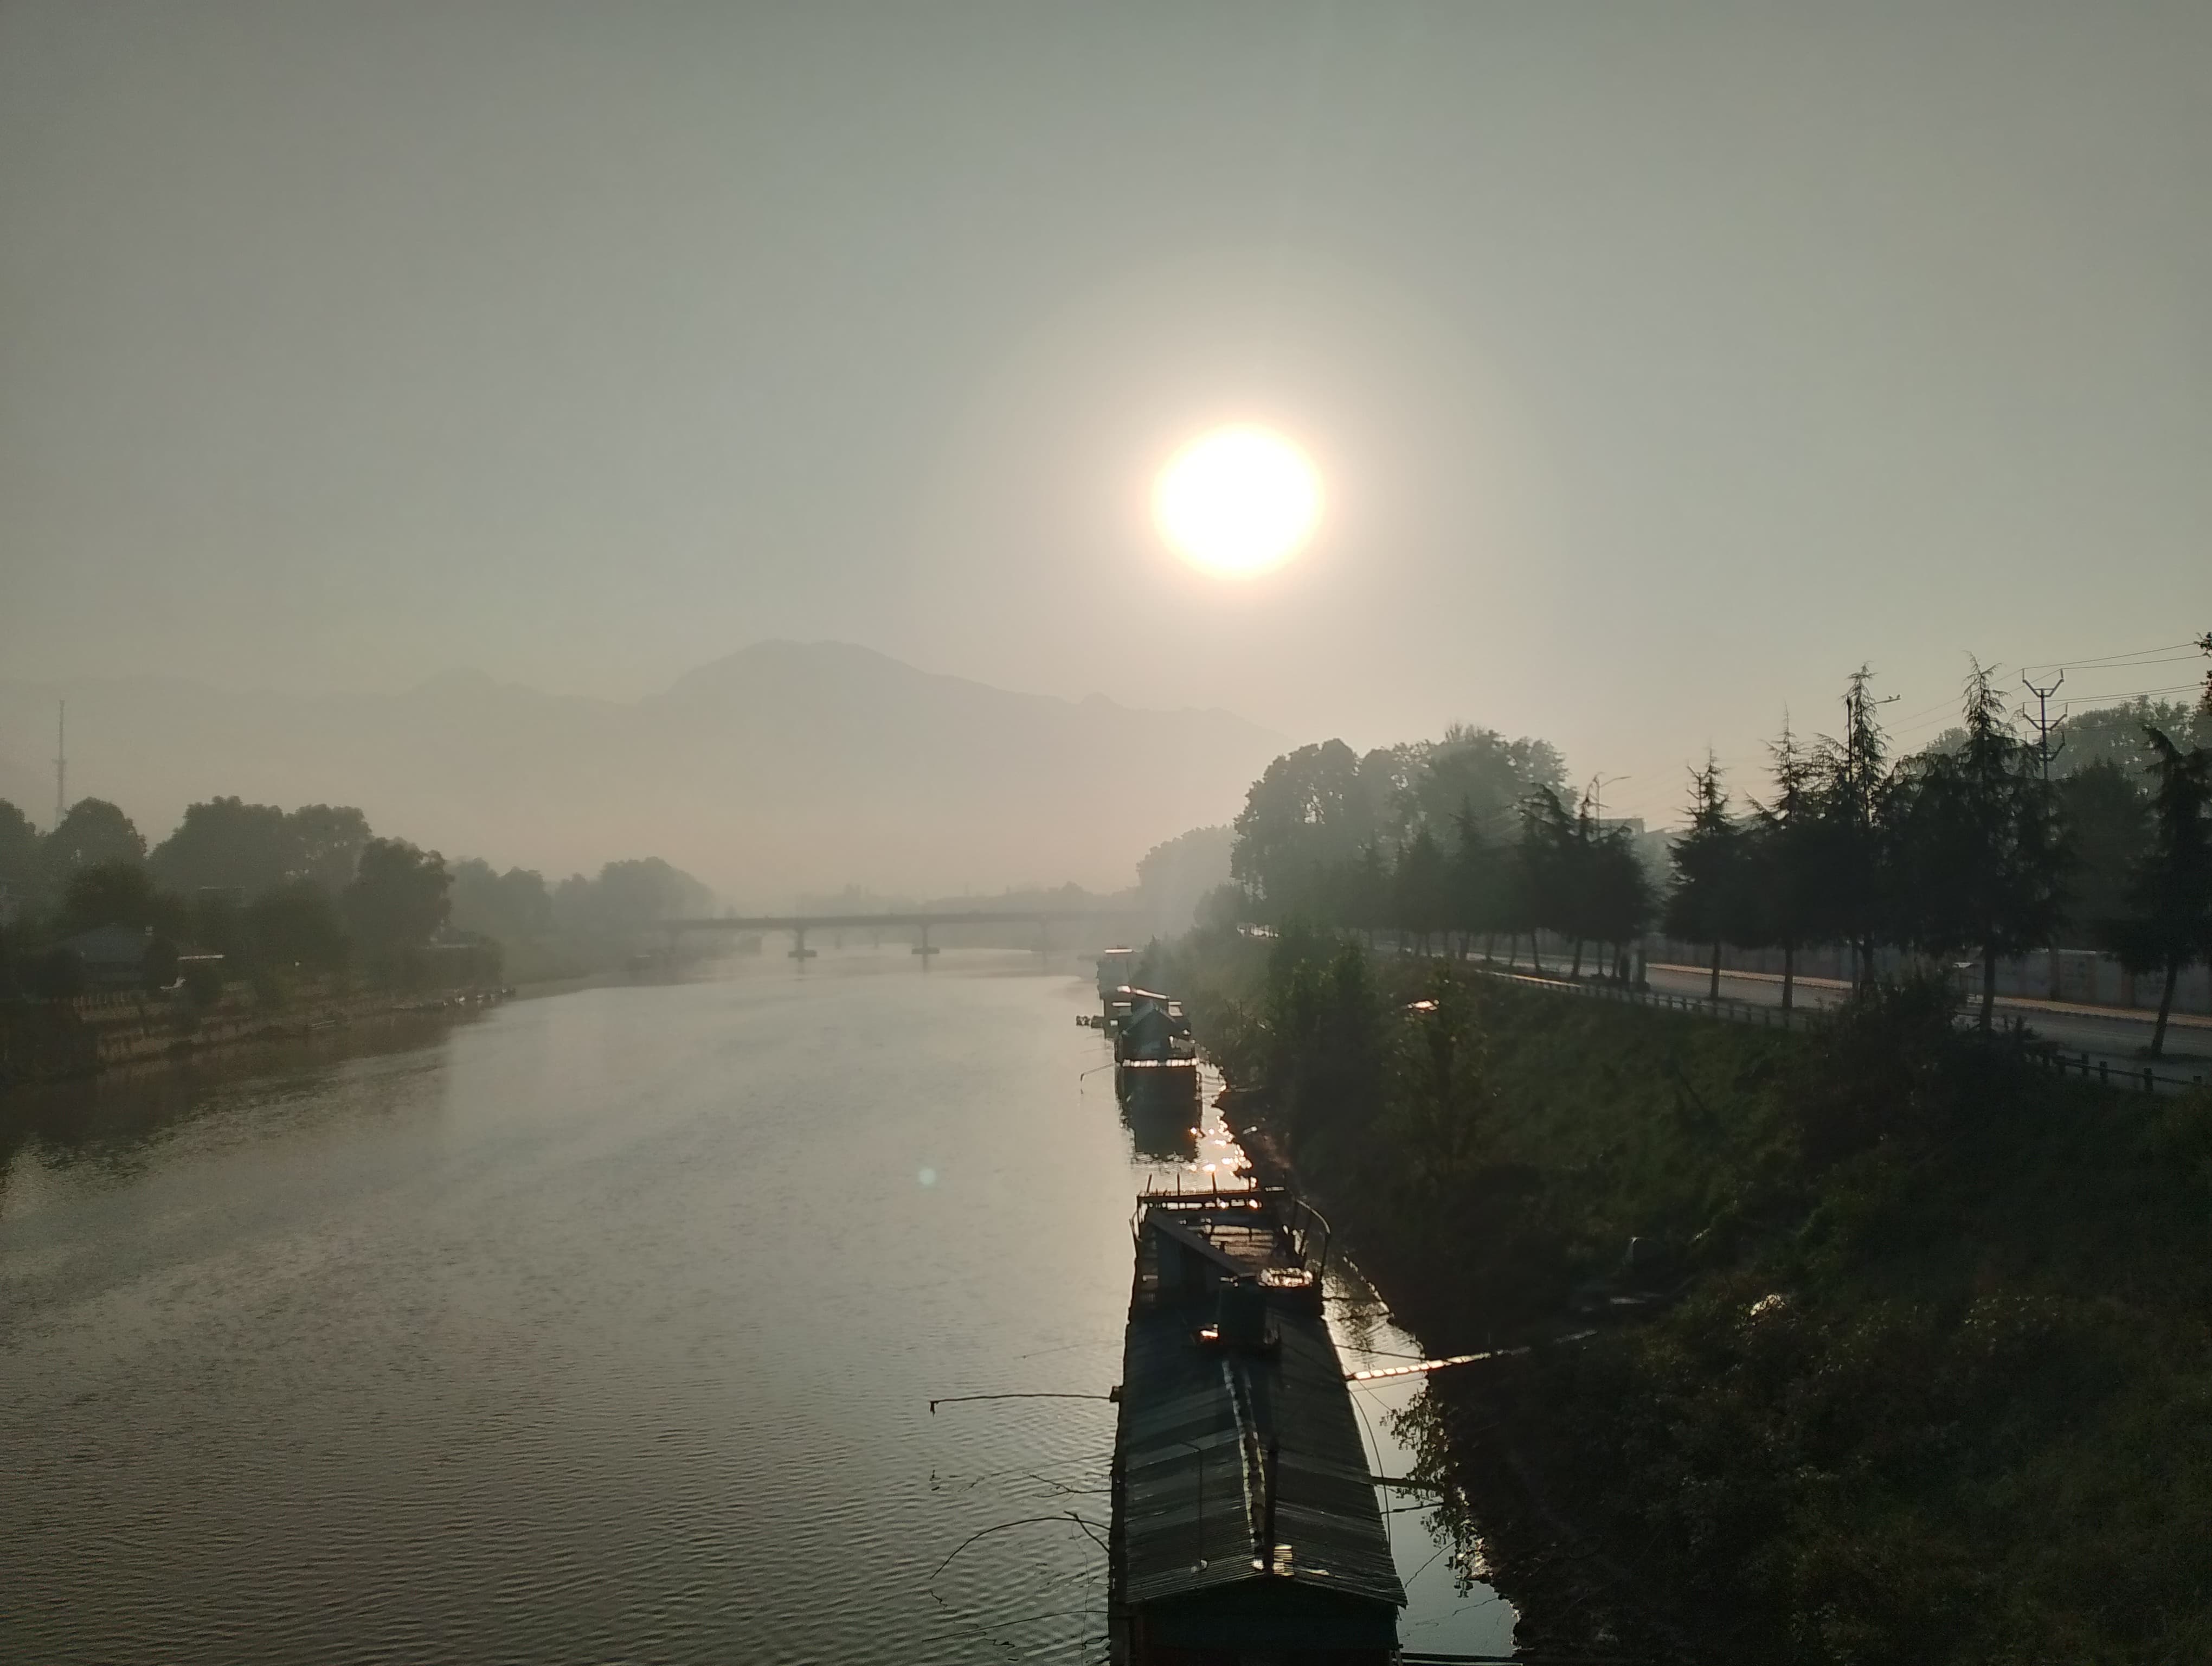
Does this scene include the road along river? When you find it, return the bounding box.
[1,951,1512,1663]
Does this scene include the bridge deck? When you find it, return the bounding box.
[666,909,1145,932]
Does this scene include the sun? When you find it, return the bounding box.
[1153,426,1321,579]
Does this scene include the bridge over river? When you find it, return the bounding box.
[663,907,1149,962]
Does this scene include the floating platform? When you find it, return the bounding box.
[1108,1187,1403,1664]
[1115,1055,1200,1096]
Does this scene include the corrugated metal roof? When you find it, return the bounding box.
[1112,1196,1404,1621]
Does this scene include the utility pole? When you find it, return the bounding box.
[53,701,66,829]
[2021,669,2067,1001]
[1586,772,1629,829]
[2020,671,2066,780]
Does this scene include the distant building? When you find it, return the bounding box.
[60,924,155,989]
[0,880,20,928]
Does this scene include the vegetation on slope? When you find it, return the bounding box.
[1155,924,2212,1663]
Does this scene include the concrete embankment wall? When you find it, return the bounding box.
[0,983,500,1088]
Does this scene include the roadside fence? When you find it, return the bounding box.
[1467,965,2210,1099]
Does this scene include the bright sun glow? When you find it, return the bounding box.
[1153,426,1321,578]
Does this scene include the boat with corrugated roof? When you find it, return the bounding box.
[1107,1183,1404,1664]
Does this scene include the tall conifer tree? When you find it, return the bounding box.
[1902,664,2070,1030]
[1748,722,1820,1015]
[1666,754,1744,1000]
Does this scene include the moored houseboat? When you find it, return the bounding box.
[1108,1187,1403,1664]
[1114,987,1200,1107]
[1098,947,1139,1012]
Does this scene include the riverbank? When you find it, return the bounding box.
[1166,927,2212,1663]
[0,980,516,1091]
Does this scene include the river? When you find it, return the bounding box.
[1,951,1513,1663]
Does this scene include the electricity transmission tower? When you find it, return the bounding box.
[2020,672,2066,780]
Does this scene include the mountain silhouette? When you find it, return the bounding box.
[0,642,1283,904]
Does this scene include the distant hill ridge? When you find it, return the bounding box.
[0,642,1285,905]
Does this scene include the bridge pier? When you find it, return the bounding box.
[911,922,940,968]
[789,925,818,966]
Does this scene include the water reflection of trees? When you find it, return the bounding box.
[1389,1387,1499,1597]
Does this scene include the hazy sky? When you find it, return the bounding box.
[5,2,2209,828]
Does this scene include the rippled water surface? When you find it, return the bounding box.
[2,953,1511,1662]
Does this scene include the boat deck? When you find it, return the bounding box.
[1109,1188,1399,1663]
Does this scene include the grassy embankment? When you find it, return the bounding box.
[1144,926,2212,1665]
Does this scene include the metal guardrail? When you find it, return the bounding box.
[1474,965,1829,1030]
[1469,965,2210,1098]
[2032,1047,2208,1095]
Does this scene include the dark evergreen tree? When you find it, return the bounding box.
[1813,666,1895,984]
[1583,828,1654,980]
[1392,825,1449,956]
[2100,726,2212,1058]
[1338,841,1390,943]
[2051,761,2150,949]
[1745,722,1822,1015]
[1493,834,1540,971]
[1515,787,1578,975]
[1448,804,1503,958]
[1900,665,2070,1031]
[1664,755,1746,999]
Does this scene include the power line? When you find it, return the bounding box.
[1632,633,2206,825]
[1891,678,2200,741]
[2023,652,2200,671]
[2020,638,2197,672]
[1891,708,1972,740]
[1890,691,1968,728]
[2057,681,2203,701]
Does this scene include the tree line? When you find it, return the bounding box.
[1226,663,2212,1056]
[0,791,712,1000]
